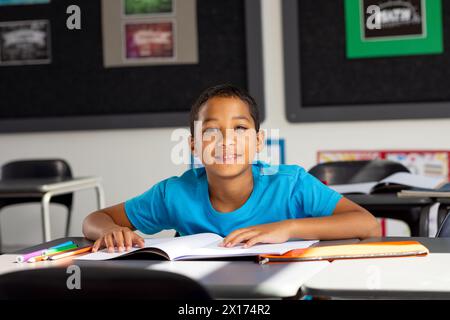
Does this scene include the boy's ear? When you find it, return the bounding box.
[256,129,265,153]
[189,135,198,157]
[189,135,195,155]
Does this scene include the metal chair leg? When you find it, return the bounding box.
[65,208,72,237]
[41,193,52,242]
[95,184,105,209]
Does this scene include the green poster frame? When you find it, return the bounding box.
[345,0,443,59]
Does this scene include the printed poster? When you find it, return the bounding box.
[0,20,51,65]
[124,0,173,15]
[125,21,175,59]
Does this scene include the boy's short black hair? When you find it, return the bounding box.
[190,84,260,135]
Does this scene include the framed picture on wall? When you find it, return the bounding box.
[0,20,51,66]
[282,0,450,123]
[123,0,175,16]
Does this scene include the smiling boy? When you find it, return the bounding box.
[83,84,381,252]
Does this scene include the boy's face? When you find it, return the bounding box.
[190,96,264,179]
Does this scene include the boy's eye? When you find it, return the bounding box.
[235,126,248,133]
[203,128,220,136]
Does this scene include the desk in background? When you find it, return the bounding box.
[346,194,437,237]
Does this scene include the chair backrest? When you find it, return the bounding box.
[0,159,73,210]
[308,159,410,185]
[1,159,72,180]
[0,266,211,300]
[436,213,450,237]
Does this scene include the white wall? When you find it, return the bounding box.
[1,0,450,250]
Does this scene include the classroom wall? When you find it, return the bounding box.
[1,0,450,250]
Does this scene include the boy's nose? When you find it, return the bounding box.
[221,132,236,146]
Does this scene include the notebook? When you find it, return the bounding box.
[258,241,429,264]
[75,233,318,261]
[397,183,450,198]
[329,172,447,195]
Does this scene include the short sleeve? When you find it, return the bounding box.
[293,169,343,218]
[124,180,173,235]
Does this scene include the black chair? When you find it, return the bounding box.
[0,266,211,300]
[436,202,450,237]
[308,160,409,185]
[308,159,423,236]
[0,159,74,252]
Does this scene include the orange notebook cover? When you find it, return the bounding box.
[258,241,429,264]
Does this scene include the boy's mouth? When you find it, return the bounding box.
[214,154,244,163]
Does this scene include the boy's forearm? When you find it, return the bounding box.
[82,211,120,241]
[288,211,381,240]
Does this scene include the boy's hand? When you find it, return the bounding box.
[222,220,294,248]
[92,226,145,253]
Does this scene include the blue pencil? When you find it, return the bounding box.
[48,241,75,250]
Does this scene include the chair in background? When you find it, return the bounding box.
[308,159,424,236]
[436,201,450,237]
[0,266,211,300]
[436,214,450,237]
[0,159,74,252]
[308,159,409,185]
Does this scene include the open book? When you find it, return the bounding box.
[329,172,447,195]
[75,233,318,261]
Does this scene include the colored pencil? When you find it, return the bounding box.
[43,243,78,256]
[49,246,93,261]
[16,241,76,263]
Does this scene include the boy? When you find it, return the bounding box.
[83,84,381,253]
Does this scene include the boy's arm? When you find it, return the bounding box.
[222,197,381,248]
[82,203,145,253]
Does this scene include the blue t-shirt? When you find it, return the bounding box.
[124,162,342,237]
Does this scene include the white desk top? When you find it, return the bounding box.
[302,253,450,299]
[145,260,330,298]
[0,254,329,299]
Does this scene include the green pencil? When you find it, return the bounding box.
[43,243,78,256]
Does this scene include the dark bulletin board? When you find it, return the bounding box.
[283,0,450,123]
[0,0,264,133]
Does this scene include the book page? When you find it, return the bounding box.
[151,233,224,260]
[380,172,445,190]
[74,237,175,261]
[176,239,318,260]
[328,182,377,195]
[76,233,224,261]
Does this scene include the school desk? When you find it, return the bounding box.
[346,194,435,237]
[0,237,359,299]
[2,237,449,299]
[302,252,450,299]
[0,177,105,242]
